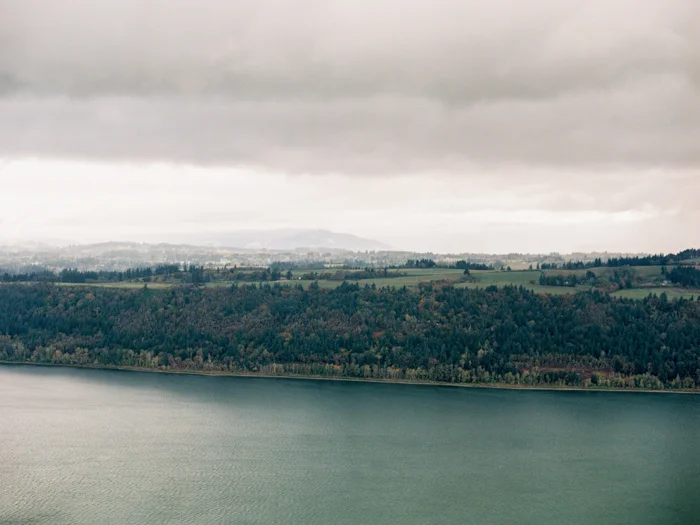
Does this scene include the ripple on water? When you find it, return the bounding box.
[1,366,699,525]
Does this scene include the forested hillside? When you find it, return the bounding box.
[1,283,699,390]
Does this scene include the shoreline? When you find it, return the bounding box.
[2,361,698,395]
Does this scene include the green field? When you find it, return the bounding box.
[543,265,663,279]
[308,268,592,295]
[12,265,700,300]
[275,268,467,290]
[453,270,591,295]
[468,270,541,285]
[54,282,174,290]
[40,268,627,295]
[612,288,698,300]
[456,281,591,296]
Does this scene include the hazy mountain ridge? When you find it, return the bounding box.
[0,229,391,253]
[175,229,392,251]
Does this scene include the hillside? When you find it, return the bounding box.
[1,283,698,390]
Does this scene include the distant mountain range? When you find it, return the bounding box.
[0,229,392,253]
[230,229,389,251]
[137,229,391,252]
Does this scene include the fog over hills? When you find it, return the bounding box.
[173,229,392,251]
[0,229,391,253]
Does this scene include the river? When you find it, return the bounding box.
[1,365,698,524]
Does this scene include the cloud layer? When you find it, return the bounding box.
[1,1,698,252]
[2,0,699,172]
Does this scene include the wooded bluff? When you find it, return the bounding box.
[1,283,699,390]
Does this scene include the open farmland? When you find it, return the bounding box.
[54,281,174,290]
[543,265,663,280]
[454,270,591,295]
[612,288,699,300]
[12,264,700,299]
[279,267,467,289]
[468,269,541,286]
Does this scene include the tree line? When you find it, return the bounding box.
[538,271,598,287]
[0,264,182,283]
[298,268,407,281]
[538,248,700,270]
[0,283,698,390]
[403,259,493,270]
[0,264,290,285]
[664,266,700,287]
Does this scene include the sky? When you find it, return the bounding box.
[0,0,698,253]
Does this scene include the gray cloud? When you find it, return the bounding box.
[1,0,699,173]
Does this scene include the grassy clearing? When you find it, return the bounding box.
[204,282,239,288]
[469,270,540,286]
[16,265,699,300]
[340,268,464,288]
[612,288,699,300]
[401,268,465,277]
[455,269,588,295]
[54,282,174,290]
[543,266,663,279]
[211,268,468,290]
[543,267,601,277]
[286,270,465,290]
[456,280,590,296]
[50,272,466,291]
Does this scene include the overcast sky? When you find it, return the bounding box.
[1,0,698,253]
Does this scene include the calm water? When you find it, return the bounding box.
[1,366,698,525]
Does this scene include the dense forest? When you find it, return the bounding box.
[404,259,438,268]
[0,283,698,390]
[0,264,409,285]
[1,264,185,284]
[605,249,700,267]
[539,271,598,287]
[539,249,700,271]
[0,264,295,285]
[664,266,700,288]
[538,268,646,290]
[454,260,493,271]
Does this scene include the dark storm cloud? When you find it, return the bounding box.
[0,0,698,172]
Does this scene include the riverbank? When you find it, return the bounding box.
[2,361,698,395]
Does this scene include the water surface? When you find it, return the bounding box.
[1,366,698,524]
